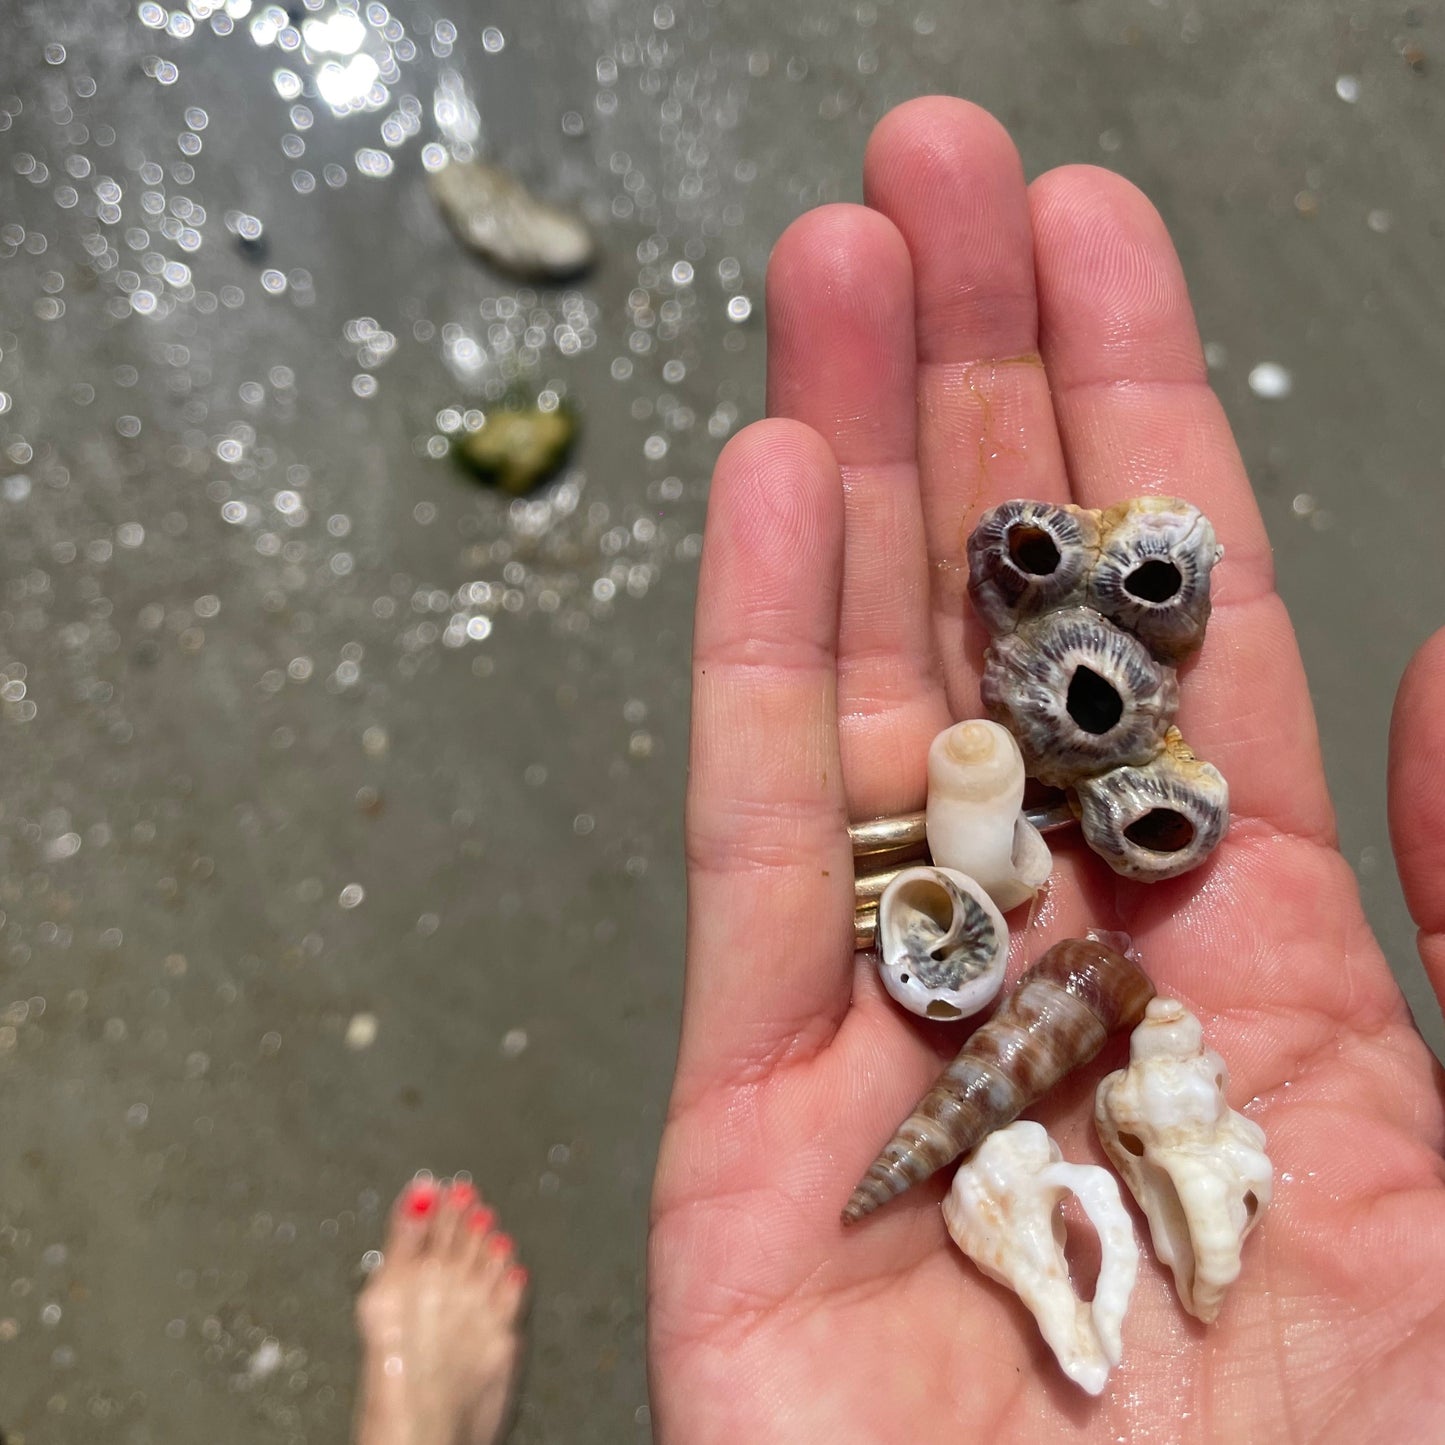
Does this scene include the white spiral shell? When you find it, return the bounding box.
[874,866,1008,1021]
[1094,998,1272,1323]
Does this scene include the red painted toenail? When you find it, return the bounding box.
[446,1180,477,1207]
[487,1233,513,1258]
[404,1182,438,1218]
[506,1265,528,1289]
[466,1207,495,1234]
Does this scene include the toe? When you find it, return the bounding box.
[435,1178,478,1258]
[385,1176,441,1263]
[481,1229,516,1289]
[496,1263,529,1323]
[462,1202,498,1268]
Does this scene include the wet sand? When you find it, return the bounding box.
[0,1,1441,1439]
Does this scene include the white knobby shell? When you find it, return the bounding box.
[875,866,1008,1022]
[942,1120,1139,1396]
[1094,998,1272,1323]
[925,720,1052,912]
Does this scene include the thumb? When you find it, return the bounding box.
[1388,625,1445,1020]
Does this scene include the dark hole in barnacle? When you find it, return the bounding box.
[1243,1190,1259,1219]
[1007,524,1061,576]
[1117,1131,1145,1157]
[1066,666,1124,735]
[927,999,963,1020]
[1124,808,1195,854]
[1125,558,1183,603]
[899,973,909,983]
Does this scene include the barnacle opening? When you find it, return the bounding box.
[1066,666,1125,736]
[1117,1131,1145,1157]
[1007,524,1061,576]
[1123,808,1195,854]
[927,999,964,1020]
[1243,1190,1259,1219]
[1124,559,1183,603]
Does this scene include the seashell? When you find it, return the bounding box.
[1087,498,1223,662]
[429,159,596,280]
[1095,998,1272,1323]
[981,607,1179,788]
[967,500,1101,635]
[843,937,1155,1223]
[1074,728,1229,882]
[925,720,1051,913]
[943,1121,1139,1395]
[875,866,1009,1022]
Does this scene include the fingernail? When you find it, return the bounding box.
[487,1232,513,1258]
[466,1207,496,1234]
[404,1181,438,1218]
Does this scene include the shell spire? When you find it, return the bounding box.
[841,937,1155,1224]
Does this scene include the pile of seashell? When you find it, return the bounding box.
[842,498,1272,1396]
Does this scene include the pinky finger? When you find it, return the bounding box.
[1388,625,1445,1008]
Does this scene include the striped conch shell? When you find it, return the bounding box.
[842,936,1155,1224]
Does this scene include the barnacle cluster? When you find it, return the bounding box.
[969,497,1228,882]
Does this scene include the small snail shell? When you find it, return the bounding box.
[925,720,1052,913]
[843,937,1155,1224]
[875,866,1009,1022]
[981,607,1179,788]
[1087,498,1223,663]
[1073,728,1229,882]
[966,500,1101,635]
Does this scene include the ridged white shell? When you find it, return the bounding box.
[875,866,1008,1022]
[942,1121,1139,1396]
[924,720,1051,912]
[1094,998,1272,1323]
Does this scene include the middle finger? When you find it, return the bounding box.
[865,97,1075,719]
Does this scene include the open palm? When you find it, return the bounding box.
[648,99,1445,1442]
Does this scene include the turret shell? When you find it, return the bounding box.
[843,937,1155,1223]
[874,866,1009,1022]
[981,607,1179,788]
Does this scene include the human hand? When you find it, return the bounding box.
[648,97,1445,1442]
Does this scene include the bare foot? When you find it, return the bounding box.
[354,1177,527,1445]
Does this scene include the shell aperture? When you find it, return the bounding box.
[875,866,1009,1021]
